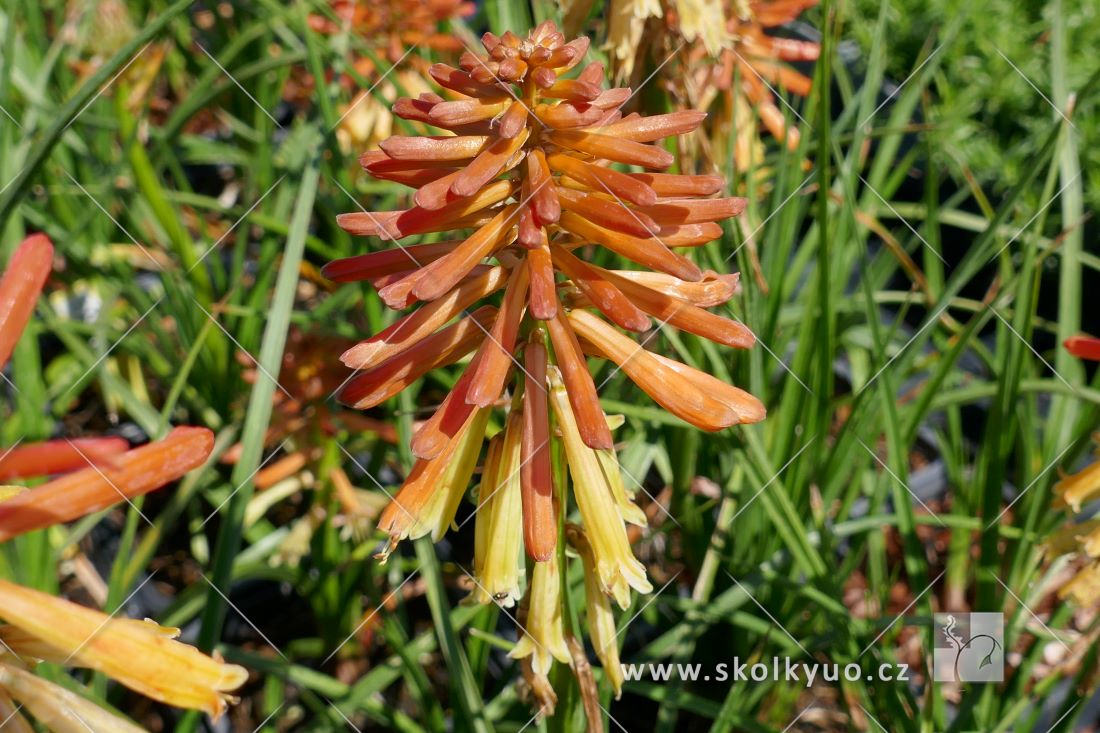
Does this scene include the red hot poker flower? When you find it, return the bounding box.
[329,19,765,558]
[326,21,766,701]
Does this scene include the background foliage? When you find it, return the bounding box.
[1,0,1098,730]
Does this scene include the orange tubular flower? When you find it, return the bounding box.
[326,21,765,701]
[1066,335,1100,362]
[0,427,213,543]
[0,437,129,481]
[0,234,244,727]
[0,233,52,368]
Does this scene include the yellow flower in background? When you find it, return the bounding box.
[676,0,731,56]
[608,0,662,81]
[1059,562,1100,606]
[335,71,438,153]
[1054,447,1100,513]
[0,664,146,733]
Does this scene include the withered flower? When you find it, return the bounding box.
[1046,335,1100,606]
[0,234,244,728]
[326,21,764,704]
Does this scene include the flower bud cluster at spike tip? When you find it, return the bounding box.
[325,20,766,702]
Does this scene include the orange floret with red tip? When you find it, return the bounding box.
[0,427,213,542]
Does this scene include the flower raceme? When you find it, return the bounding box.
[1047,335,1100,605]
[696,0,820,149]
[325,21,765,702]
[0,234,245,728]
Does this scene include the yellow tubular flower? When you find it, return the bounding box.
[568,525,625,698]
[1046,342,1100,608]
[510,551,571,676]
[1083,525,1100,558]
[0,663,146,733]
[548,367,652,609]
[0,580,248,719]
[1043,518,1100,557]
[470,413,525,607]
[409,407,491,542]
[596,448,648,527]
[1053,457,1100,513]
[1059,562,1100,606]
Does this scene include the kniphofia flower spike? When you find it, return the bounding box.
[326,21,765,706]
[0,234,246,729]
[1047,335,1100,605]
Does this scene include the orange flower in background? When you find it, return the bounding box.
[309,0,475,61]
[1066,335,1100,362]
[223,327,397,491]
[0,233,53,368]
[609,0,819,171]
[1047,335,1100,605]
[326,21,765,706]
[222,328,397,559]
[303,0,476,150]
[702,0,820,150]
[0,234,244,727]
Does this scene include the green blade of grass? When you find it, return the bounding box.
[177,138,321,733]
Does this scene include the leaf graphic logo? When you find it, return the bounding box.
[933,613,1004,683]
